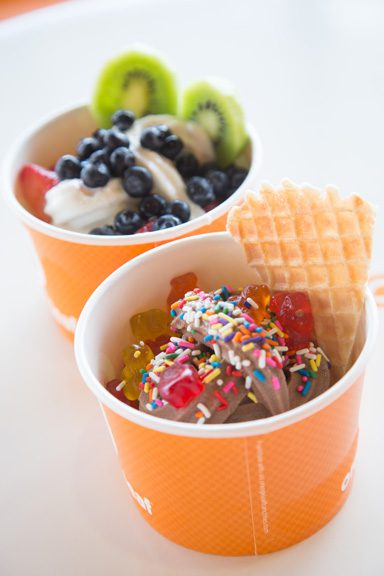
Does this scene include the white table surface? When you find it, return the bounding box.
[1,1,383,574]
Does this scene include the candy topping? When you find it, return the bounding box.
[157,364,204,408]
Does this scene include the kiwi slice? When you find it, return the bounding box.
[180,78,248,167]
[92,48,178,127]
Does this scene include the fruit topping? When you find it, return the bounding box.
[111,109,135,131]
[104,127,130,150]
[21,49,252,234]
[114,209,143,234]
[92,48,178,125]
[80,162,110,188]
[160,134,183,160]
[122,165,153,198]
[88,148,111,168]
[18,163,58,222]
[139,194,167,219]
[205,169,229,200]
[186,176,215,207]
[135,218,157,234]
[175,152,199,178]
[76,137,101,161]
[226,165,248,192]
[165,199,191,223]
[140,124,172,152]
[89,225,119,235]
[180,78,248,167]
[109,147,135,177]
[55,155,81,180]
[153,214,182,230]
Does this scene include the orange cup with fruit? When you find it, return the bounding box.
[3,47,261,339]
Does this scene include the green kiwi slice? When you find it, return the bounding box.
[92,48,178,127]
[180,78,248,167]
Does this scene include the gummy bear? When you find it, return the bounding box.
[145,333,170,355]
[167,272,198,306]
[270,291,314,349]
[130,308,173,342]
[238,284,271,324]
[121,342,154,401]
[105,378,139,408]
[158,364,204,408]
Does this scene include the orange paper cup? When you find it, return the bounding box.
[75,232,377,556]
[3,104,262,339]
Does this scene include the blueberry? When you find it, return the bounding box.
[81,162,110,188]
[226,166,248,191]
[111,109,135,131]
[161,135,183,160]
[205,169,229,199]
[122,166,153,198]
[139,194,167,219]
[88,148,111,168]
[89,225,118,235]
[55,154,81,180]
[93,128,108,146]
[186,176,215,207]
[104,127,130,150]
[109,146,135,177]
[165,200,190,223]
[76,137,101,161]
[175,153,199,178]
[153,214,182,230]
[140,125,171,152]
[201,162,217,175]
[114,210,143,234]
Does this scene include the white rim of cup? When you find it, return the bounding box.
[74,232,378,439]
[2,101,262,246]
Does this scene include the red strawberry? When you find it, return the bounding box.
[135,217,157,234]
[18,163,59,222]
[203,200,220,212]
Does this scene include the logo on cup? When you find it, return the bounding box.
[126,479,153,515]
[341,463,355,492]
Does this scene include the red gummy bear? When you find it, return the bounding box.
[158,364,204,408]
[167,272,198,306]
[145,334,170,355]
[105,379,139,408]
[18,163,58,222]
[270,291,314,349]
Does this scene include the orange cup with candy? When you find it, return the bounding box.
[3,48,261,339]
[75,226,377,555]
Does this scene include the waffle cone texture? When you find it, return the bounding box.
[227,179,375,380]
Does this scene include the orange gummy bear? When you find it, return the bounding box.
[167,272,198,306]
[238,284,271,324]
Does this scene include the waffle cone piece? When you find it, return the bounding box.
[227,179,375,380]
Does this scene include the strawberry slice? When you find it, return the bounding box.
[135,217,157,234]
[18,163,59,222]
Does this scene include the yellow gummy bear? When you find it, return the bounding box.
[121,342,154,401]
[130,308,173,342]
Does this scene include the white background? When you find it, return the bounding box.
[0,1,383,575]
